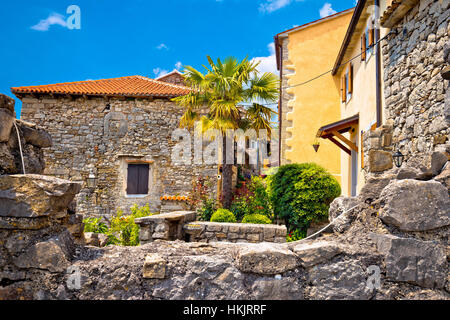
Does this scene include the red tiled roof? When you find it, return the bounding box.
[11,75,191,98]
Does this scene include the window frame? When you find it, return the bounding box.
[126,163,150,196]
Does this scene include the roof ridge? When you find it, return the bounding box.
[136,75,188,91]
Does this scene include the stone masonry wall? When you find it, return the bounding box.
[20,96,217,218]
[382,0,450,168]
[183,222,287,244]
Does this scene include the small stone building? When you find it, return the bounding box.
[12,75,217,218]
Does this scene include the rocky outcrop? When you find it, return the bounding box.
[370,233,447,289]
[0,94,50,175]
[379,179,450,231]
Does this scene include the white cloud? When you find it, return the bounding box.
[31,13,67,31]
[259,0,304,14]
[153,68,168,78]
[175,61,183,70]
[319,3,337,18]
[156,43,169,50]
[250,43,277,76]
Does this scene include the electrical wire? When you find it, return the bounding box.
[280,30,394,90]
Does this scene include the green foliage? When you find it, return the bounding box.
[242,214,272,225]
[210,208,237,223]
[106,204,155,246]
[248,176,273,218]
[268,163,341,235]
[230,197,250,222]
[199,198,219,222]
[286,229,306,242]
[83,217,108,234]
[230,176,273,221]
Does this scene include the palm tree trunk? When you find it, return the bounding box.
[222,135,233,209]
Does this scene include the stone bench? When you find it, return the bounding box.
[135,211,196,244]
[183,221,287,244]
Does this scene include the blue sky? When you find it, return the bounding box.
[0,0,356,117]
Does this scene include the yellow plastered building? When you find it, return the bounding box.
[275,8,355,186]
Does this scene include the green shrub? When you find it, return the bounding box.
[199,198,219,222]
[242,214,272,224]
[268,163,341,236]
[210,208,237,223]
[230,197,250,222]
[248,176,273,218]
[230,176,273,221]
[107,203,155,246]
[83,217,108,234]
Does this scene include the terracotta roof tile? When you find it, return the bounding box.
[11,75,191,98]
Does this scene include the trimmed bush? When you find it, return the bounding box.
[210,208,237,223]
[242,214,272,225]
[268,163,341,235]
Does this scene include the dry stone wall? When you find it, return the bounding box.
[183,222,287,244]
[20,96,217,218]
[382,0,450,168]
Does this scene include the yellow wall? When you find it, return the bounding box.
[281,11,353,185]
[334,3,389,196]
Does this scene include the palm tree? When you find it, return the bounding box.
[173,56,279,209]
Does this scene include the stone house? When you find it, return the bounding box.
[12,75,218,218]
[155,70,186,86]
[281,0,449,196]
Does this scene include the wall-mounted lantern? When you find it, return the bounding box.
[313,143,320,153]
[87,170,97,189]
[393,150,404,168]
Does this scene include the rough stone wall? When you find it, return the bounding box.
[20,96,217,218]
[184,222,287,244]
[0,168,448,300]
[279,38,295,165]
[382,0,450,168]
[157,73,186,86]
[0,95,51,175]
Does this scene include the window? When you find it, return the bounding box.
[126,164,149,195]
[362,17,375,61]
[341,63,353,103]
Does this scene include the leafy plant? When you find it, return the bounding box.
[230,197,250,222]
[83,217,108,234]
[173,56,279,209]
[286,229,306,242]
[242,214,272,225]
[106,203,155,246]
[230,176,273,221]
[210,208,237,223]
[268,163,341,235]
[199,198,219,222]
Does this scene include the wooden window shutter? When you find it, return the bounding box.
[361,131,364,169]
[361,34,366,61]
[127,165,139,195]
[341,75,347,103]
[137,164,149,195]
[348,64,353,94]
[127,164,149,195]
[369,28,374,47]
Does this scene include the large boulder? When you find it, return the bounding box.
[379,179,450,231]
[307,259,375,300]
[236,243,298,275]
[19,120,52,148]
[0,94,15,143]
[12,231,74,273]
[358,173,396,204]
[0,174,81,219]
[370,233,447,289]
[292,241,341,268]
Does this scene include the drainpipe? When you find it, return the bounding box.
[375,0,382,127]
[276,35,283,166]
